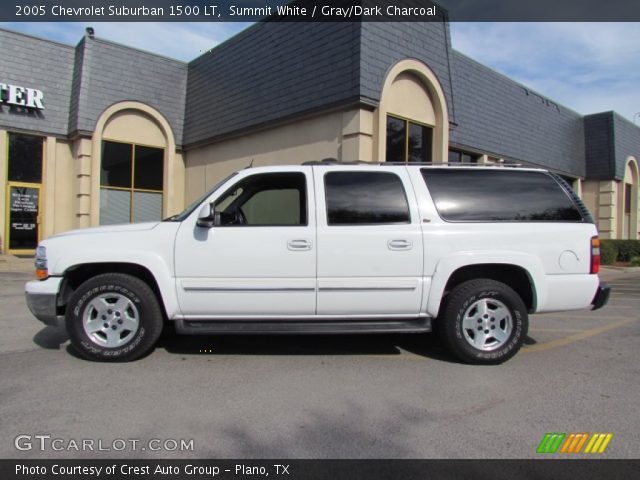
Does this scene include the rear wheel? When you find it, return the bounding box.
[439,279,528,364]
[65,273,163,362]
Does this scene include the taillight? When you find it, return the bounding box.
[590,236,600,274]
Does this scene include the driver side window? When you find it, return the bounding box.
[214,172,307,226]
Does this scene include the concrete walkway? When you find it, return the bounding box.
[0,254,34,273]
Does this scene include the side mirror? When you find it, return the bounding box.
[196,203,220,228]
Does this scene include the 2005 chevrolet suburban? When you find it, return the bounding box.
[25,162,610,364]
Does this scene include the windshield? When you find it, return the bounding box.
[163,172,238,222]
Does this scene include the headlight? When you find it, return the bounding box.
[35,245,48,280]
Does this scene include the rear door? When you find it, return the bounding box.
[314,166,424,316]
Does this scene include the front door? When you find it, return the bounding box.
[174,168,316,318]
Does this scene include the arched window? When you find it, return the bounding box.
[91,102,180,227]
[376,60,448,164]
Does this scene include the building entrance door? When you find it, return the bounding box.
[4,133,44,255]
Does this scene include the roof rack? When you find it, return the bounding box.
[302,159,371,166]
[301,159,524,168]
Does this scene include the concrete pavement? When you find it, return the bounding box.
[0,268,638,459]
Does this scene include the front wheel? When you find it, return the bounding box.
[65,273,163,362]
[439,279,528,365]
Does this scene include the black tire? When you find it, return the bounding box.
[438,279,528,365]
[65,273,163,362]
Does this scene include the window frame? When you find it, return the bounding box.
[99,139,165,224]
[385,114,433,164]
[213,171,309,227]
[323,170,412,226]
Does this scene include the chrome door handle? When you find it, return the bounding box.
[287,239,312,251]
[388,239,413,250]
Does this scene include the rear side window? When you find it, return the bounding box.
[325,172,410,225]
[421,169,584,222]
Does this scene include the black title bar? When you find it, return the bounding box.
[2,459,640,480]
[3,0,640,22]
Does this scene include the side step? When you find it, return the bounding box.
[175,317,432,335]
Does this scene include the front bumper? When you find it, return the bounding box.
[25,277,64,327]
[591,283,611,311]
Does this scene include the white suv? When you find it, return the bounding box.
[25,163,610,364]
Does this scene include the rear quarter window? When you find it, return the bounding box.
[421,169,585,222]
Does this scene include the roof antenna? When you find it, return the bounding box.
[245,158,254,169]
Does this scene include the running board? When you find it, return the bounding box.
[175,317,432,335]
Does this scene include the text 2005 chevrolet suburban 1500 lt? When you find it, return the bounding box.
[25,163,610,364]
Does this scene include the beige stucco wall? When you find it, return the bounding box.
[167,150,185,217]
[52,139,75,234]
[37,137,75,238]
[342,109,374,162]
[184,111,344,204]
[385,72,437,126]
[102,110,166,147]
[581,180,599,225]
[74,137,93,229]
[598,180,619,239]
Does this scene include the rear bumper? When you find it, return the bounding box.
[25,277,64,327]
[591,283,611,311]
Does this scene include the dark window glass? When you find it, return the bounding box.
[421,169,584,222]
[215,172,307,226]
[448,150,461,163]
[386,116,405,163]
[101,141,132,188]
[408,123,432,163]
[462,153,477,164]
[8,133,43,183]
[325,172,410,225]
[449,149,478,164]
[134,145,164,191]
[387,116,432,163]
[625,184,632,214]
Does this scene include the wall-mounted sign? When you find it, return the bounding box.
[8,186,40,250]
[0,82,44,110]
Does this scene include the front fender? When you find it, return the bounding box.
[54,252,180,319]
[426,251,545,318]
